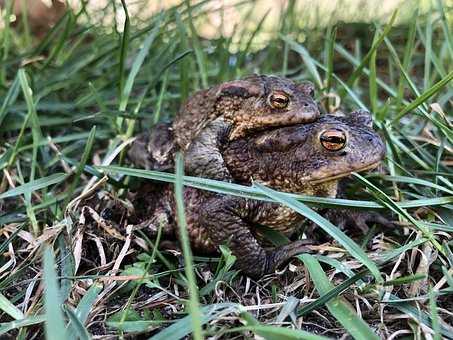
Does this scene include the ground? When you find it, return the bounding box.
[0,1,452,339]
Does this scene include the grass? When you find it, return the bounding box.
[0,0,452,339]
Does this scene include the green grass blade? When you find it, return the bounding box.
[240,309,330,340]
[377,175,453,195]
[57,236,74,302]
[62,126,96,211]
[42,11,76,68]
[0,173,67,199]
[0,224,23,255]
[282,36,323,89]
[231,324,331,340]
[43,246,67,340]
[118,0,130,106]
[423,16,433,90]
[119,14,163,112]
[352,173,444,254]
[64,306,91,340]
[343,10,398,91]
[316,255,357,278]
[311,59,368,109]
[333,43,397,98]
[384,36,432,114]
[0,292,24,320]
[383,274,427,286]
[18,69,42,182]
[442,267,453,288]
[396,14,417,110]
[98,165,453,210]
[243,11,271,72]
[174,153,203,340]
[74,283,103,323]
[0,0,13,85]
[0,72,19,126]
[385,294,452,338]
[254,183,382,282]
[325,26,337,94]
[150,303,239,340]
[298,269,369,316]
[301,255,379,340]
[31,10,71,55]
[390,70,453,125]
[0,315,46,336]
[377,238,428,264]
[429,289,441,340]
[369,30,378,113]
[185,1,208,88]
[153,70,169,124]
[19,0,31,46]
[436,0,453,57]
[175,11,191,102]
[18,68,43,233]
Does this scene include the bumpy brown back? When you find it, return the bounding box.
[172,74,319,149]
[172,75,265,149]
[172,88,218,150]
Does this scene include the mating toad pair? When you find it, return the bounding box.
[127,75,387,279]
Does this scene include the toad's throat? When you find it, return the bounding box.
[256,161,381,195]
[309,162,381,185]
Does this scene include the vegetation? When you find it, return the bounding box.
[0,0,451,338]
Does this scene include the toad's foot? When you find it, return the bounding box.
[201,195,316,279]
[262,239,316,274]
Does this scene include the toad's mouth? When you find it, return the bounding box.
[308,161,381,185]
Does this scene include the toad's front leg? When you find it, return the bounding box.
[200,195,313,279]
[184,118,233,181]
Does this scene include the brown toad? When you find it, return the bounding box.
[129,110,386,278]
[129,74,319,180]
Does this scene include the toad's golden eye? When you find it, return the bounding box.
[269,93,289,109]
[320,129,346,151]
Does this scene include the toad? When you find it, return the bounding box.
[129,74,319,180]
[129,110,386,278]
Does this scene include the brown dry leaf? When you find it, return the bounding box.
[80,206,124,240]
[26,225,62,250]
[92,235,107,267]
[408,243,437,297]
[66,176,109,216]
[0,238,16,278]
[72,222,84,273]
[430,103,451,127]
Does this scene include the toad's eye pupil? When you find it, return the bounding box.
[323,136,343,143]
[270,94,289,108]
[320,129,346,151]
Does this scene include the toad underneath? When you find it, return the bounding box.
[128,110,386,278]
